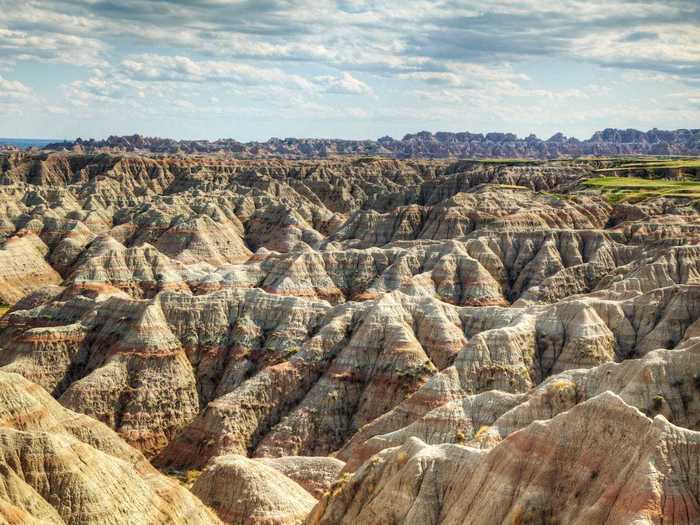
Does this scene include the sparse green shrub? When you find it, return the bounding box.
[474,425,491,442]
[185,469,202,486]
[330,472,353,496]
[285,346,301,357]
[651,394,664,413]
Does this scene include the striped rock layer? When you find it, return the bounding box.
[0,152,699,524]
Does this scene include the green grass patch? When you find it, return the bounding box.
[595,159,700,171]
[593,157,700,179]
[543,191,575,201]
[584,176,700,203]
[586,176,694,188]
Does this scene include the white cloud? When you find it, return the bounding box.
[571,23,700,70]
[0,75,31,98]
[120,54,314,90]
[0,74,34,116]
[0,28,106,67]
[0,0,699,138]
[397,71,465,87]
[315,72,373,95]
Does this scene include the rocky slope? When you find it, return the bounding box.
[309,392,700,525]
[191,455,317,525]
[0,150,699,523]
[44,128,700,158]
[0,370,220,524]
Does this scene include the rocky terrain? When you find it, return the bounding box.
[43,128,700,159]
[0,150,699,524]
[0,370,220,524]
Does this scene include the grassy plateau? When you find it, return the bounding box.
[582,156,700,203]
[584,176,700,203]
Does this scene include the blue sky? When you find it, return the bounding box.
[0,0,698,141]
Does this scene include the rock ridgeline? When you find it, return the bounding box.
[43,127,700,158]
[0,151,699,524]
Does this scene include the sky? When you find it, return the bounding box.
[0,0,698,141]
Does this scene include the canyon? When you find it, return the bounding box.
[0,150,698,524]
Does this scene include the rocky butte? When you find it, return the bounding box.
[0,149,698,524]
[41,127,700,159]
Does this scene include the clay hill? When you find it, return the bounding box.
[0,150,699,524]
[43,127,700,159]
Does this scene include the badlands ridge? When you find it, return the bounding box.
[44,128,700,158]
[0,151,699,524]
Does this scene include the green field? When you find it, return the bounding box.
[584,176,700,203]
[592,158,700,178]
[595,160,700,171]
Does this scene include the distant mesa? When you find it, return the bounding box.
[37,127,700,159]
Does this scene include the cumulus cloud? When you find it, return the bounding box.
[315,72,373,95]
[0,0,698,138]
[120,54,314,90]
[0,74,34,115]
[0,75,31,97]
[112,55,374,98]
[0,27,106,67]
[2,0,698,80]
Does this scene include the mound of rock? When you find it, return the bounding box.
[0,370,220,524]
[254,456,345,498]
[191,455,316,525]
[309,393,700,525]
[0,233,61,303]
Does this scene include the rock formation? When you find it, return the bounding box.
[309,393,700,525]
[0,370,220,524]
[44,128,700,158]
[191,455,316,525]
[255,456,345,498]
[0,150,699,523]
[0,233,62,304]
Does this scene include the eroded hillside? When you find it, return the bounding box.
[0,151,699,524]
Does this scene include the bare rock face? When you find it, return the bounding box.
[154,215,251,266]
[46,128,700,158]
[0,233,62,304]
[191,455,316,525]
[1,151,700,524]
[335,284,700,469]
[0,370,220,524]
[309,393,700,525]
[67,235,192,298]
[0,292,203,457]
[255,456,345,498]
[340,336,700,470]
[332,186,610,248]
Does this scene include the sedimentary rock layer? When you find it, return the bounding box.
[309,393,700,525]
[0,370,220,524]
[1,151,699,524]
[191,455,316,525]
